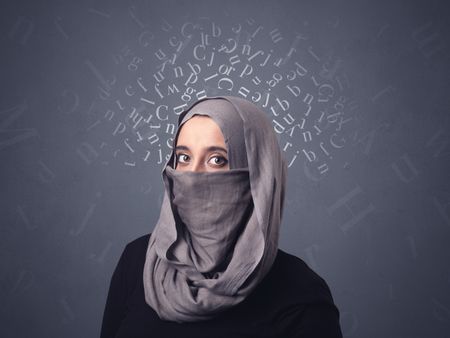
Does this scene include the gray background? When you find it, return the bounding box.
[1,0,450,337]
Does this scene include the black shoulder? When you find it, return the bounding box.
[120,233,151,270]
[273,250,343,337]
[125,233,151,252]
[117,233,152,291]
[273,249,335,305]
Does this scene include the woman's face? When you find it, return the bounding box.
[174,115,230,172]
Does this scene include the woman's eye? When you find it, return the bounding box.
[176,154,190,163]
[209,155,228,167]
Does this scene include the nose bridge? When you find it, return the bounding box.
[191,158,205,172]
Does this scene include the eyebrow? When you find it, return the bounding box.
[175,145,228,153]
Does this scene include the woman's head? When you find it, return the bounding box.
[174,115,230,172]
[170,98,248,171]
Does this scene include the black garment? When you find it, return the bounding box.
[100,234,343,338]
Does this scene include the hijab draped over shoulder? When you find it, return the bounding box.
[143,96,288,323]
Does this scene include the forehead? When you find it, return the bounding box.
[176,115,226,144]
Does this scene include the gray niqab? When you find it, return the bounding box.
[143,96,287,323]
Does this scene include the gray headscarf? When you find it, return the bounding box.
[143,96,287,323]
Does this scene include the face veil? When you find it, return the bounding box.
[143,96,288,323]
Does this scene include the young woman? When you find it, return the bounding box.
[100,96,343,337]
